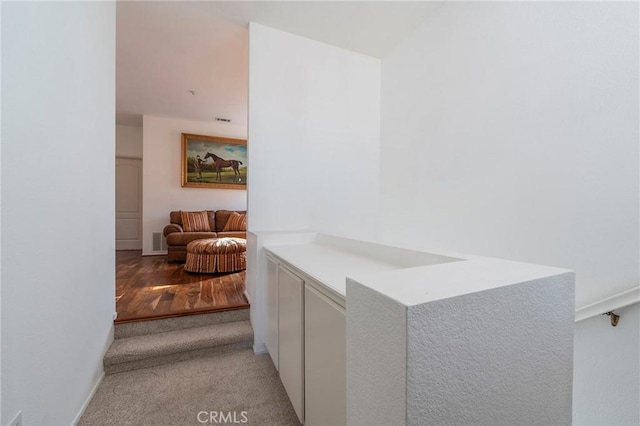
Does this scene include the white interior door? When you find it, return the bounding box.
[116,157,142,250]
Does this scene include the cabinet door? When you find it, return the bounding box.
[265,256,279,370]
[305,284,346,426]
[278,265,305,423]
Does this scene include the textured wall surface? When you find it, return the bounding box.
[346,268,574,425]
[346,279,407,426]
[407,273,575,424]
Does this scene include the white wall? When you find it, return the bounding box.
[248,23,380,238]
[0,1,3,418]
[378,2,639,423]
[379,2,638,310]
[573,303,639,425]
[116,124,142,158]
[1,2,115,425]
[142,115,247,254]
[247,23,380,352]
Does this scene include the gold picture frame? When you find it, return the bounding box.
[181,133,247,189]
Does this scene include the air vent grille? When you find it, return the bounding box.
[152,232,168,251]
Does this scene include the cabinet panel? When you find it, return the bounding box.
[305,283,346,426]
[265,256,279,370]
[278,265,305,423]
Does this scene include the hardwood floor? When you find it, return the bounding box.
[115,250,249,323]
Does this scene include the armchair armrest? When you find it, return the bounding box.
[163,223,183,237]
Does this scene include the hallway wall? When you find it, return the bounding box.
[1,2,116,424]
[248,23,380,238]
[378,3,639,423]
[379,1,638,312]
[247,22,381,352]
[573,302,639,425]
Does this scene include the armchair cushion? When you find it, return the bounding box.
[180,211,212,232]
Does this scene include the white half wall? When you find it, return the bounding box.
[142,115,247,255]
[116,124,143,158]
[248,23,380,238]
[1,2,115,425]
[573,303,639,425]
[379,2,639,309]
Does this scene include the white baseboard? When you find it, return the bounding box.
[72,323,114,425]
[141,251,168,256]
[575,287,640,322]
[253,344,268,355]
[8,411,22,426]
[71,372,104,426]
[115,240,142,250]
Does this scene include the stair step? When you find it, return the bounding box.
[114,308,250,339]
[104,320,253,374]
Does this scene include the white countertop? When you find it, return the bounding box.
[349,256,574,307]
[263,233,573,307]
[265,242,403,296]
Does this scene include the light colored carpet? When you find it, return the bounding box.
[104,320,253,374]
[80,349,300,426]
[115,309,250,339]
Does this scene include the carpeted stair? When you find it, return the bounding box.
[104,309,253,374]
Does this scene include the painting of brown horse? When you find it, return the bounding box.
[182,133,246,189]
[204,152,243,182]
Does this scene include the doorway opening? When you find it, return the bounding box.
[114,1,250,323]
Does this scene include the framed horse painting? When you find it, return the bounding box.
[181,133,247,189]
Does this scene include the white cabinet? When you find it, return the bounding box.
[277,265,305,423]
[266,252,347,426]
[304,283,346,426]
[265,255,279,370]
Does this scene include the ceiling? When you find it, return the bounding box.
[116,1,440,127]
